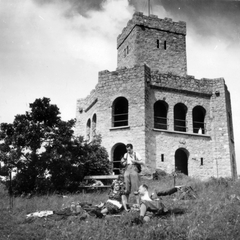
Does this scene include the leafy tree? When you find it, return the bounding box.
[0,97,111,195]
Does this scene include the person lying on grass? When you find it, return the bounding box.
[100,177,129,215]
[132,184,182,224]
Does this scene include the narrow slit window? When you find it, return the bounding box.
[161,154,164,162]
[164,40,167,50]
[157,39,159,48]
[127,46,129,54]
[200,158,203,166]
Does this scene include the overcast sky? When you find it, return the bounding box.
[1,0,240,172]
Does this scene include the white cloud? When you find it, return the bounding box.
[0,0,134,123]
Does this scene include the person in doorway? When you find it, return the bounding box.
[121,143,143,206]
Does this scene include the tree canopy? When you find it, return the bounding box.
[0,97,111,195]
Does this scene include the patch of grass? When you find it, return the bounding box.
[1,176,240,240]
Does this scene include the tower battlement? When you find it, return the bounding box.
[117,12,186,49]
[117,12,187,76]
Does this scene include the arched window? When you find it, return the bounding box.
[112,97,128,127]
[86,118,91,141]
[154,100,168,130]
[174,103,187,132]
[192,106,206,134]
[92,114,97,138]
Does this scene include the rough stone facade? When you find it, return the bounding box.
[75,12,237,180]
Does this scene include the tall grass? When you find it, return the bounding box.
[1,175,240,240]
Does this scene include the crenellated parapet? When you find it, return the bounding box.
[117,12,186,49]
[76,88,97,113]
[150,71,216,97]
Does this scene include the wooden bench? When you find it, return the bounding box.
[80,175,119,192]
[84,175,119,180]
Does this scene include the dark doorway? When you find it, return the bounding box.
[175,148,188,175]
[113,143,127,175]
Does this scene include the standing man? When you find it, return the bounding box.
[121,143,143,206]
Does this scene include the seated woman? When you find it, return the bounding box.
[101,177,128,215]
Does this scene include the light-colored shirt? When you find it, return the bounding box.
[124,151,142,165]
[140,192,152,201]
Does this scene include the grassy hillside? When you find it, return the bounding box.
[0,175,240,240]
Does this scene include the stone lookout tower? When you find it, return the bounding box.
[75,12,237,179]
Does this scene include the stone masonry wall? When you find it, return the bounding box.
[75,88,98,139]
[75,65,236,179]
[116,27,138,73]
[146,87,213,179]
[117,12,186,47]
[96,65,148,162]
[117,12,187,76]
[76,65,149,164]
[143,70,236,179]
[225,87,237,179]
[151,72,213,95]
[209,79,236,178]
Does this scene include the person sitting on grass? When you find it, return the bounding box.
[100,176,129,216]
[132,184,182,224]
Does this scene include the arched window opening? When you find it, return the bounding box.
[154,100,168,130]
[112,143,127,175]
[192,106,206,134]
[175,148,188,175]
[112,97,128,127]
[174,103,187,132]
[92,114,97,139]
[86,119,91,141]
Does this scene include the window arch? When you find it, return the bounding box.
[112,97,128,127]
[92,114,97,138]
[174,103,187,132]
[154,100,168,130]
[86,118,91,141]
[192,106,206,134]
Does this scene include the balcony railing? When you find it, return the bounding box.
[113,113,128,127]
[174,119,187,132]
[193,121,206,134]
[154,116,168,130]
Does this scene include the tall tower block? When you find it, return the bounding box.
[117,12,187,76]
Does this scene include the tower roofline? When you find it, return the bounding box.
[117,12,186,49]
